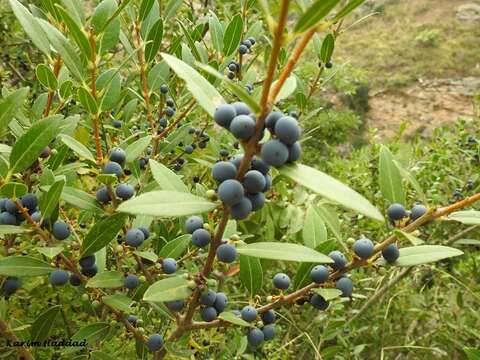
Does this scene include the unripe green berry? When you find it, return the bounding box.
[206,190,216,199]
[81,293,89,301]
[92,300,101,308]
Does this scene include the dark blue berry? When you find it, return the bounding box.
[261,139,289,167]
[162,258,177,274]
[241,305,258,322]
[125,229,144,247]
[328,251,347,270]
[192,228,211,247]
[200,289,217,306]
[230,197,252,220]
[382,243,400,263]
[185,216,203,234]
[218,179,244,206]
[274,116,300,145]
[49,269,69,286]
[336,277,353,297]
[52,221,70,240]
[273,273,290,290]
[243,170,266,194]
[310,265,329,284]
[212,161,237,183]
[109,148,126,166]
[103,161,123,177]
[353,238,375,259]
[201,306,218,322]
[124,274,140,289]
[146,334,164,352]
[310,293,329,310]
[96,187,111,204]
[216,243,237,263]
[213,292,227,313]
[261,309,275,325]
[247,328,264,347]
[115,183,134,200]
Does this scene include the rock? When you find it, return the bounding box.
[456,4,480,22]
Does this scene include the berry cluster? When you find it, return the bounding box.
[199,289,228,322]
[97,148,135,203]
[387,203,427,225]
[0,195,71,240]
[241,306,277,347]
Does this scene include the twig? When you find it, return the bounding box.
[43,56,62,117]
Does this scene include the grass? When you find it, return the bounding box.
[335,0,480,89]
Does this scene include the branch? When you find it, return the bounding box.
[89,30,103,164]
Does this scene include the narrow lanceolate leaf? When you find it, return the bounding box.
[394,229,424,246]
[237,242,333,263]
[71,323,110,346]
[209,13,224,53]
[195,62,261,114]
[379,145,405,205]
[239,255,263,295]
[60,186,103,212]
[295,0,341,33]
[81,213,128,256]
[316,204,341,240]
[30,306,61,342]
[145,19,163,63]
[36,64,58,90]
[86,271,124,288]
[143,277,194,302]
[138,0,155,21]
[393,245,463,267]
[222,15,243,56]
[40,177,65,219]
[117,191,216,217]
[133,251,158,263]
[162,53,225,117]
[303,206,327,249]
[60,134,95,162]
[9,115,64,174]
[9,0,50,55]
[0,225,31,235]
[125,135,152,163]
[293,262,315,290]
[272,76,297,103]
[218,312,253,327]
[447,211,480,225]
[77,87,98,114]
[280,164,384,222]
[0,87,29,133]
[0,256,53,277]
[55,5,91,59]
[38,19,85,81]
[149,159,189,192]
[393,160,426,202]
[102,294,133,313]
[320,33,335,63]
[158,234,191,259]
[333,0,366,22]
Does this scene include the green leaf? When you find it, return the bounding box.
[454,239,480,246]
[9,115,64,174]
[393,160,426,202]
[394,245,463,267]
[218,312,253,327]
[272,76,297,103]
[143,277,194,302]
[81,213,128,256]
[237,242,333,263]
[0,87,29,133]
[40,178,65,218]
[60,134,95,162]
[209,13,223,53]
[280,164,383,221]
[77,87,98,114]
[36,64,58,90]
[0,256,53,277]
[149,159,189,192]
[195,62,261,114]
[164,0,182,20]
[133,251,159,263]
[138,0,155,21]
[239,255,263,295]
[316,204,341,241]
[158,234,191,259]
[295,0,340,33]
[117,191,216,217]
[38,19,85,81]
[320,33,335,63]
[59,80,73,99]
[97,69,122,112]
[92,0,116,32]
[71,323,110,347]
[303,206,327,249]
[0,225,31,235]
[9,0,50,55]
[447,211,480,225]
[313,288,342,301]
[36,246,64,259]
[30,306,61,342]
[125,135,152,163]
[223,15,243,56]
[60,186,103,212]
[55,5,91,59]
[394,229,424,246]
[379,145,405,205]
[102,294,133,313]
[162,53,225,117]
[147,62,170,90]
[86,271,124,288]
[0,183,27,198]
[145,19,163,63]
[333,0,366,22]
